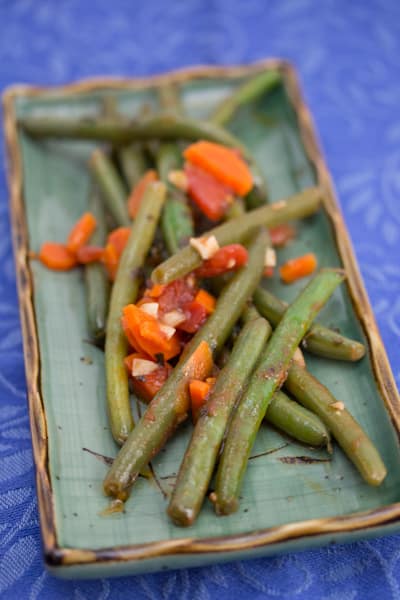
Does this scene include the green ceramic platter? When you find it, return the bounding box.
[4,60,400,579]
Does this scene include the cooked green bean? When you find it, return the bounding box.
[105,182,166,445]
[168,317,270,526]
[214,268,345,515]
[253,286,366,361]
[118,145,147,188]
[225,197,246,220]
[210,69,282,127]
[152,187,322,284]
[103,229,268,498]
[285,363,387,486]
[156,143,194,253]
[19,113,247,150]
[266,391,330,447]
[84,186,110,343]
[89,148,130,227]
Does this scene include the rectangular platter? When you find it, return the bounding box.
[3,59,400,578]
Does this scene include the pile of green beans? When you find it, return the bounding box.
[22,69,385,528]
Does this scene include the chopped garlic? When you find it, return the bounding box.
[159,323,176,340]
[168,169,188,191]
[271,200,287,210]
[330,401,345,411]
[140,302,159,318]
[264,247,277,268]
[189,235,220,260]
[162,309,186,327]
[293,347,306,367]
[131,358,158,377]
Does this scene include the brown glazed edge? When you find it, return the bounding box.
[3,58,400,569]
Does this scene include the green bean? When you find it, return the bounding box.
[253,286,366,361]
[19,113,247,150]
[168,317,270,526]
[210,69,282,127]
[266,391,330,447]
[156,143,194,253]
[240,307,331,447]
[103,229,268,498]
[225,197,246,220]
[285,363,387,486]
[214,268,345,515]
[118,145,147,188]
[89,148,130,227]
[84,186,110,342]
[152,187,322,284]
[105,182,166,445]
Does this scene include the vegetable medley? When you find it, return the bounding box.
[22,68,387,527]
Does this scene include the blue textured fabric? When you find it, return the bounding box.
[0,1,399,597]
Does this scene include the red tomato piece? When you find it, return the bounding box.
[185,163,234,222]
[195,244,248,278]
[157,278,197,315]
[178,300,208,333]
[269,224,296,247]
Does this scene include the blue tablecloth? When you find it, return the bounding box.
[1,1,399,598]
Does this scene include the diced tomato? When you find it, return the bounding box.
[185,163,234,222]
[76,245,104,264]
[269,224,296,247]
[157,278,197,314]
[124,352,172,403]
[195,244,248,278]
[179,300,208,333]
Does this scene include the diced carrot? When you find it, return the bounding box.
[189,379,212,423]
[107,227,131,256]
[147,284,166,299]
[279,253,318,284]
[39,242,77,271]
[194,289,216,314]
[76,245,104,264]
[184,141,253,196]
[173,340,214,420]
[269,224,296,247]
[102,243,119,281]
[122,304,181,360]
[127,170,158,218]
[66,212,97,254]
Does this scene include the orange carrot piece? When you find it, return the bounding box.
[147,284,166,299]
[39,242,77,271]
[127,170,158,218]
[102,243,119,281]
[76,245,104,264]
[189,379,212,423]
[184,141,253,196]
[124,352,172,403]
[279,253,318,284]
[194,289,216,314]
[66,212,97,254]
[122,303,181,360]
[107,227,131,256]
